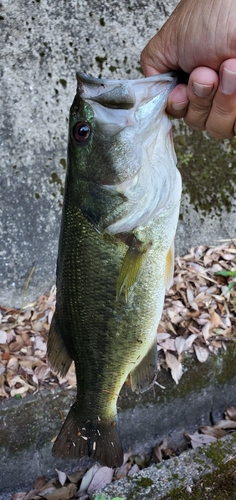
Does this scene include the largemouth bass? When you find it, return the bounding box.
[47,71,182,468]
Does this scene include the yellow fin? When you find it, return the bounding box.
[117,237,151,300]
[130,342,157,393]
[165,241,175,289]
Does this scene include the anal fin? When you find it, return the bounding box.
[130,342,157,393]
[47,314,73,377]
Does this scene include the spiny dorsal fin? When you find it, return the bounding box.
[117,236,151,300]
[47,314,73,377]
[130,342,157,393]
[165,240,175,290]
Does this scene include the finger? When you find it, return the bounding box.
[205,59,236,139]
[166,84,189,118]
[183,67,219,131]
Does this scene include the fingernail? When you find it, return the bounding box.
[192,82,214,97]
[171,100,189,111]
[221,67,236,94]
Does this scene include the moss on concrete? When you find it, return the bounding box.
[173,123,236,217]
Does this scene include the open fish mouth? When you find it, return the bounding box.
[76,70,178,120]
[75,72,179,234]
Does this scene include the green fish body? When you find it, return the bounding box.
[47,72,181,467]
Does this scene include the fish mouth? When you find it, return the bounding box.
[76,70,177,87]
[76,71,178,110]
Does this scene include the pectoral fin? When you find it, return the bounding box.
[165,240,175,289]
[130,342,157,393]
[117,237,151,300]
[47,314,73,377]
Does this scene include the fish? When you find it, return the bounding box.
[47,71,182,468]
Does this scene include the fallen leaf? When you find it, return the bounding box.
[55,469,67,487]
[0,373,9,398]
[12,493,27,500]
[194,345,209,363]
[0,329,7,344]
[175,336,186,354]
[78,464,100,495]
[128,464,140,476]
[33,476,47,490]
[114,462,131,479]
[165,352,183,384]
[67,468,86,483]
[186,431,217,449]
[87,466,114,493]
[226,406,236,421]
[41,484,77,500]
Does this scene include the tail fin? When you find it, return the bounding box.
[52,402,123,468]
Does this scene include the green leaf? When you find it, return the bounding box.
[15,394,22,399]
[215,270,236,277]
[227,282,235,293]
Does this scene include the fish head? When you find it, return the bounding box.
[68,71,180,233]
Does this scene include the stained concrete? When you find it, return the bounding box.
[90,433,236,499]
[1,0,236,308]
[1,348,236,496]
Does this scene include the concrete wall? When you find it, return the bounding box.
[1,0,236,307]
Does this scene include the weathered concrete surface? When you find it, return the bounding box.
[1,348,236,495]
[90,433,236,499]
[1,0,236,308]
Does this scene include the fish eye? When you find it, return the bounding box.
[73,122,91,143]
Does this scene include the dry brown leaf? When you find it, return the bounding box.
[12,493,27,500]
[209,308,222,328]
[87,466,114,493]
[33,476,48,490]
[40,484,77,500]
[201,321,212,341]
[175,336,186,354]
[67,469,86,483]
[128,464,140,476]
[0,329,7,344]
[115,462,131,479]
[34,365,51,382]
[186,431,217,449]
[165,352,183,384]
[194,345,209,363]
[78,464,100,495]
[0,373,9,398]
[157,338,176,351]
[199,426,227,439]
[55,469,67,487]
[226,406,236,421]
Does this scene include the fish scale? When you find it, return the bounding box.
[47,71,181,467]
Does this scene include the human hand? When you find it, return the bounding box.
[141,0,236,139]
